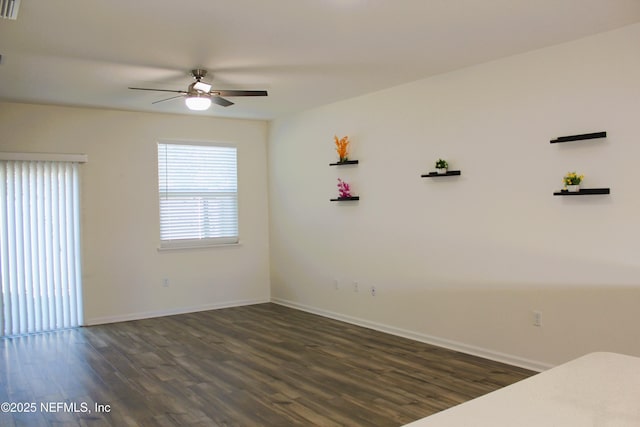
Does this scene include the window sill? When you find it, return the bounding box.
[157,241,242,252]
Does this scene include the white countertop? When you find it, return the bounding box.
[404,352,640,427]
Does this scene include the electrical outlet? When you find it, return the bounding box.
[370,286,376,296]
[353,281,359,292]
[162,278,170,287]
[533,310,542,327]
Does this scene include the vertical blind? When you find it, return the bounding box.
[158,142,238,248]
[0,160,83,336]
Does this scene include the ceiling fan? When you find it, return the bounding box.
[128,69,268,111]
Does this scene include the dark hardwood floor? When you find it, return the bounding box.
[0,303,533,426]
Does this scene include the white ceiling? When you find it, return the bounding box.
[1,0,639,120]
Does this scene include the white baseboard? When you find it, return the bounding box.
[271,297,552,372]
[84,297,270,326]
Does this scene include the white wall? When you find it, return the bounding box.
[268,23,640,369]
[0,103,271,324]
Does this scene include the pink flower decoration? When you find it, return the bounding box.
[337,178,352,198]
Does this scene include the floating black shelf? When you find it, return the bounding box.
[550,131,606,144]
[421,170,461,178]
[553,188,610,196]
[329,160,359,166]
[330,196,360,201]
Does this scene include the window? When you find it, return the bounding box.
[157,141,238,249]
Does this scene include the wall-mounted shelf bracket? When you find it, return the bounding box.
[329,160,359,166]
[550,131,606,144]
[553,188,610,196]
[330,196,360,201]
[421,170,461,178]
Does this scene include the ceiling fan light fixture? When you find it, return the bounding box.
[185,94,212,111]
[129,68,267,110]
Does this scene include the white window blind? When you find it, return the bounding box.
[158,142,238,249]
[0,160,84,336]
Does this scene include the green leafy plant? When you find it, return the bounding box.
[563,171,584,186]
[435,159,448,169]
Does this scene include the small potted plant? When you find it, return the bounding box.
[335,135,350,163]
[563,171,584,192]
[337,178,352,198]
[435,159,448,174]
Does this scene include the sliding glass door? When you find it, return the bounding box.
[0,159,84,336]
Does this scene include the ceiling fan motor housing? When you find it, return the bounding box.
[191,69,208,81]
[190,69,212,93]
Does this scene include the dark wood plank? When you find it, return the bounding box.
[0,303,533,426]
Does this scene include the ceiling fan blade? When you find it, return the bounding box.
[152,95,185,104]
[214,90,268,97]
[211,96,234,107]
[129,87,186,94]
